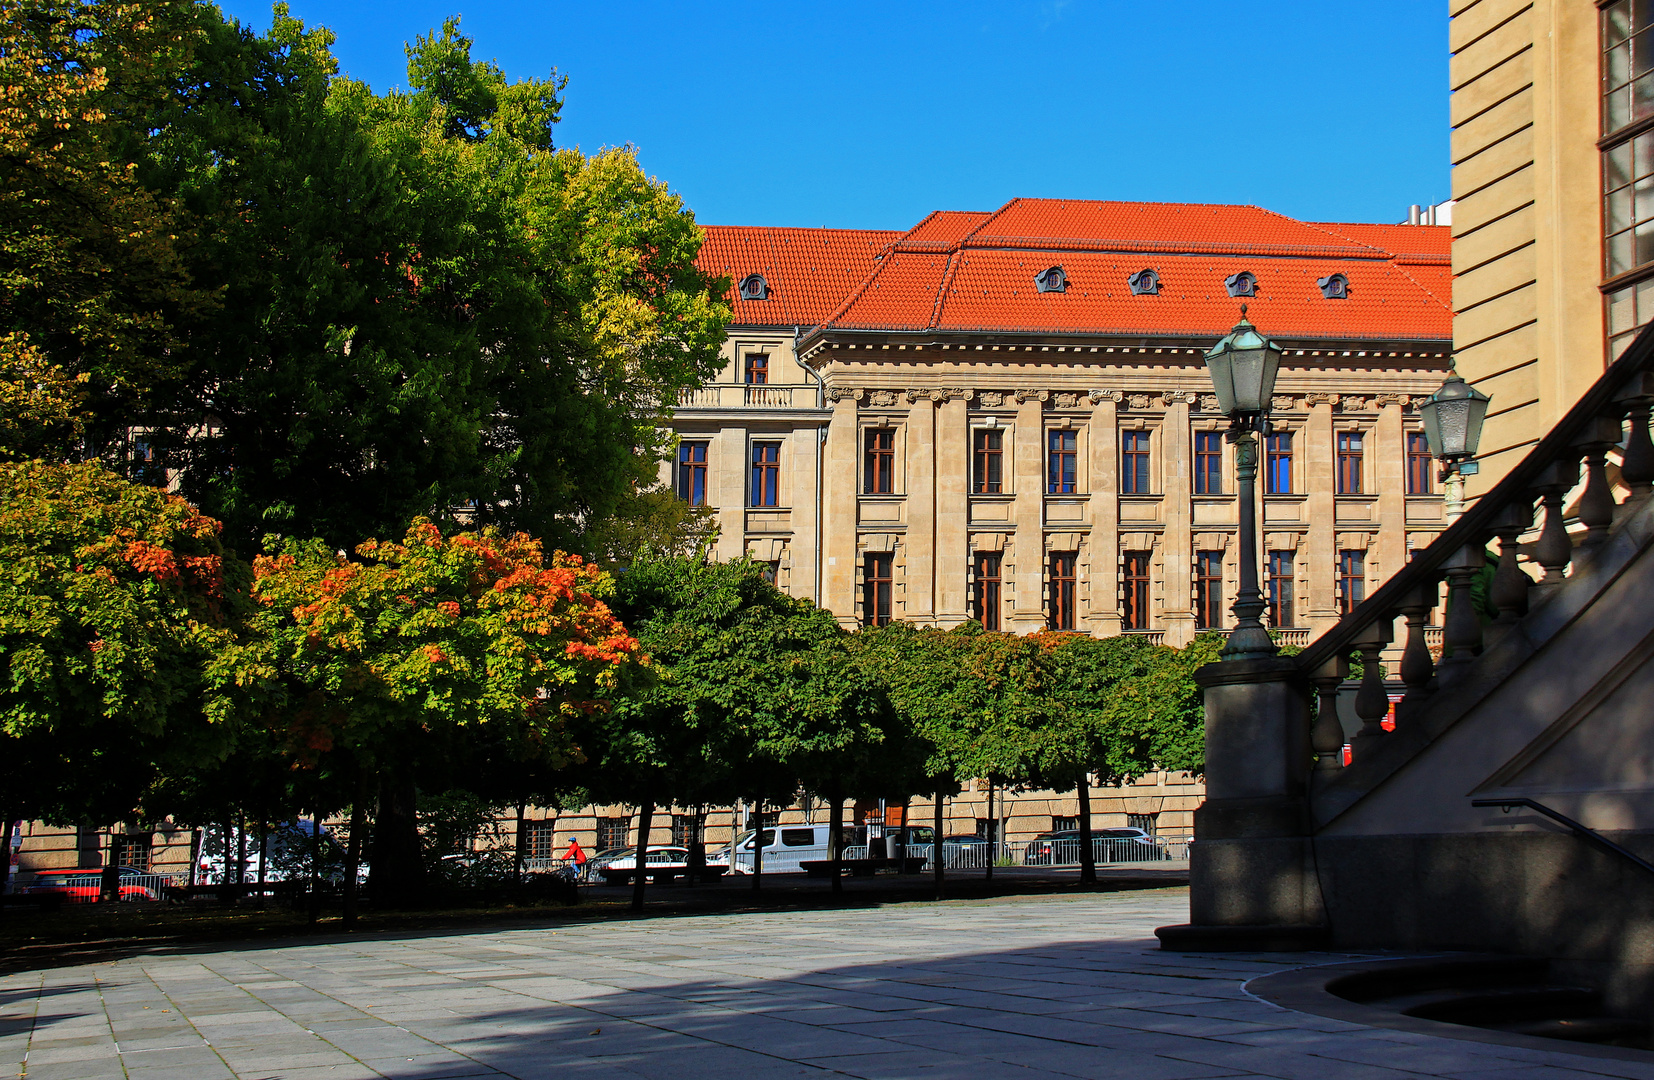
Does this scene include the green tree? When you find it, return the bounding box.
[125,7,729,553]
[213,518,642,902]
[0,461,238,899]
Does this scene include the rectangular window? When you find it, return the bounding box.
[750,441,781,507]
[973,552,1002,631]
[1048,552,1077,630]
[671,815,698,848]
[596,817,629,852]
[1194,431,1223,495]
[1337,431,1364,494]
[131,435,165,487]
[744,353,769,384]
[1195,550,1224,630]
[1126,812,1159,836]
[864,428,894,494]
[973,429,1003,493]
[1121,430,1151,494]
[1047,430,1077,494]
[863,553,893,627]
[1407,431,1433,495]
[974,818,994,839]
[112,834,151,872]
[1339,550,1366,614]
[1122,550,1151,630]
[1267,550,1295,629]
[1265,431,1293,495]
[1051,816,1079,832]
[526,821,558,859]
[677,441,708,506]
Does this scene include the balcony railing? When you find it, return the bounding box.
[1122,629,1167,646]
[1297,319,1654,769]
[675,384,816,409]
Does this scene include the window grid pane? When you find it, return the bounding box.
[751,442,781,507]
[1266,432,1293,494]
[1267,550,1295,628]
[863,554,893,627]
[1123,551,1151,630]
[1336,431,1364,494]
[745,354,769,384]
[1194,431,1223,495]
[1195,550,1224,630]
[1121,431,1151,494]
[1047,430,1077,493]
[1048,553,1076,630]
[1406,431,1433,495]
[973,429,1003,493]
[1338,550,1366,614]
[864,428,894,494]
[973,552,1002,630]
[678,442,708,506]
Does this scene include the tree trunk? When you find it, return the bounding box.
[513,800,527,888]
[984,778,995,882]
[1077,774,1096,885]
[933,789,945,899]
[342,772,370,929]
[828,793,844,894]
[0,816,13,916]
[307,811,321,928]
[368,772,424,906]
[750,799,764,892]
[257,825,268,910]
[631,799,654,911]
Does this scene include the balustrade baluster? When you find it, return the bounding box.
[1489,501,1535,637]
[1575,418,1623,548]
[1531,459,1579,592]
[1310,655,1350,772]
[1436,544,1487,687]
[1396,577,1437,723]
[1616,373,1654,504]
[1349,620,1393,758]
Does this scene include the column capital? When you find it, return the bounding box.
[1161,390,1198,407]
[1372,393,1409,408]
[1089,389,1124,404]
[826,386,864,403]
[1303,392,1338,407]
[1013,389,1050,403]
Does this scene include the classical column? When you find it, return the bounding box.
[935,390,971,626]
[822,390,860,626]
[1373,395,1407,593]
[1010,390,1048,633]
[1304,392,1339,635]
[905,390,937,625]
[1161,391,1196,647]
[1087,391,1123,636]
[716,424,748,564]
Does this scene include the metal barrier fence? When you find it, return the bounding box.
[843,836,1192,870]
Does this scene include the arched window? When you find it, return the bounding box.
[1317,273,1350,299]
[1127,268,1160,295]
[738,273,770,301]
[1224,271,1258,298]
[1035,266,1067,293]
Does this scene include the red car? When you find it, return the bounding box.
[23,867,163,903]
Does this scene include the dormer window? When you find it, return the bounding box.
[738,273,770,301]
[1225,271,1258,298]
[1035,266,1067,293]
[1317,273,1350,299]
[1127,269,1160,295]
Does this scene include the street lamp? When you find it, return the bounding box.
[1419,367,1490,519]
[1204,306,1283,660]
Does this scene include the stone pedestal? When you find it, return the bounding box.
[1158,655,1327,950]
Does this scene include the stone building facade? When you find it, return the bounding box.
[687,199,1455,648]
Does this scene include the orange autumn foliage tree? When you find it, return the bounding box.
[220,519,642,775]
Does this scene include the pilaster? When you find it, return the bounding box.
[1087,391,1123,636]
[905,391,937,624]
[823,390,860,626]
[1304,393,1339,633]
[716,425,748,564]
[1373,396,1407,592]
[936,391,970,625]
[1162,391,1197,646]
[1010,390,1048,632]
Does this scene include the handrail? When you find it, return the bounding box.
[1471,797,1654,879]
[1294,320,1654,677]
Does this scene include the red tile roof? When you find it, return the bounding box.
[697,225,901,327]
[697,201,1452,344]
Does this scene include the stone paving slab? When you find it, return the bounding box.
[4,888,1654,1079]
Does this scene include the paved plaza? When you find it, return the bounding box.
[4,888,1653,1080]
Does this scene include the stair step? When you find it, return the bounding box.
[1393,986,1601,1025]
[1329,956,1550,1004]
[1487,1016,1650,1045]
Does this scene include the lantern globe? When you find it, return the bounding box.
[1420,371,1490,462]
[1204,311,1284,417]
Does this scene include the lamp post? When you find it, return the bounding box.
[1419,367,1491,519]
[1204,306,1284,661]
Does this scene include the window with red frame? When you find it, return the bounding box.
[973,552,1002,630]
[1338,550,1366,614]
[1048,430,1077,493]
[1122,551,1151,629]
[863,553,892,627]
[677,441,708,506]
[973,429,1003,493]
[750,442,781,506]
[1195,550,1224,630]
[1337,431,1364,494]
[1048,553,1077,630]
[864,428,894,494]
[1194,431,1223,494]
[1267,550,1295,628]
[1406,431,1433,495]
[744,353,769,384]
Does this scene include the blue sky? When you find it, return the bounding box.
[217,1,1449,231]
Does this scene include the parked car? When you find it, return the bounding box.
[1023,827,1161,865]
[721,824,838,874]
[594,846,728,885]
[24,866,163,903]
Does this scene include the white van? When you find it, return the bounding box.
[720,824,835,875]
